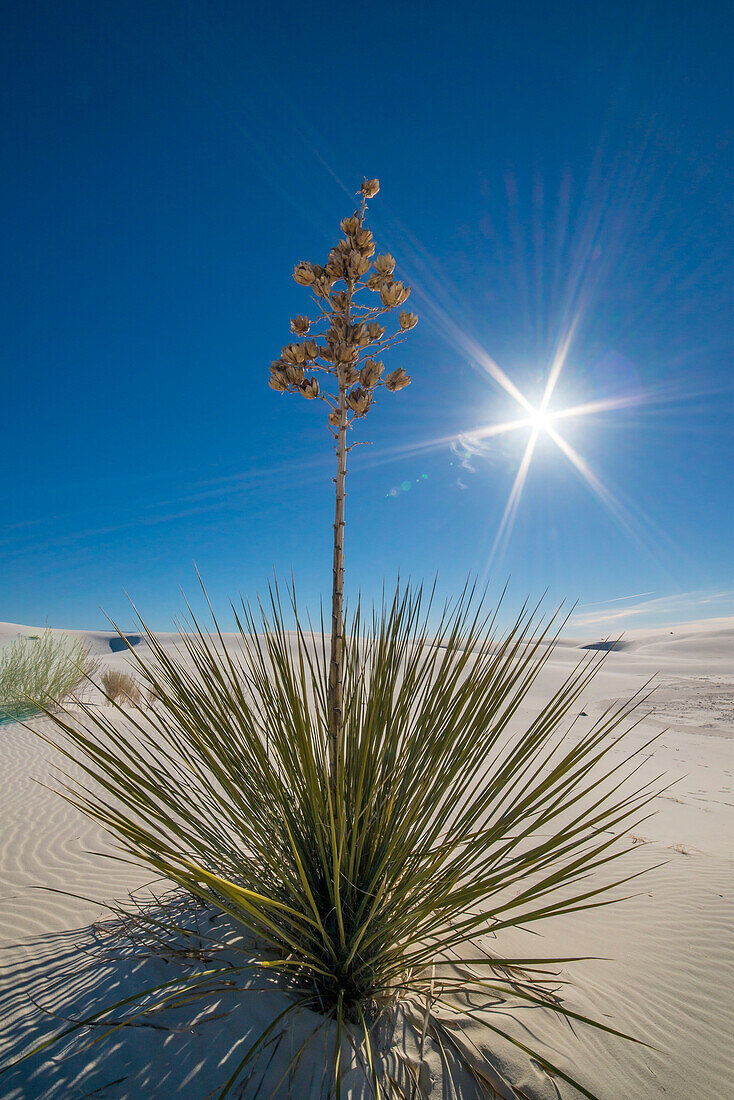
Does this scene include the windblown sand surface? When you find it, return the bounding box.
[0,618,732,1098]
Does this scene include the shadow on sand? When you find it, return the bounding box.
[1,893,530,1099]
[0,888,574,1099]
[579,640,633,652]
[0,896,335,1099]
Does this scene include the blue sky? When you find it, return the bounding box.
[1,0,732,633]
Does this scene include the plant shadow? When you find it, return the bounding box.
[0,894,338,1099]
[1,891,568,1099]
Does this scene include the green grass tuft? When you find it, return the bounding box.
[0,628,99,721]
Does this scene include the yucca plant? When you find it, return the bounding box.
[8,580,658,1097]
[3,179,660,1098]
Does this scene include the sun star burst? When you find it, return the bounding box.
[461,336,645,567]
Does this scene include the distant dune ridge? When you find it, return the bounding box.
[0,617,733,1097]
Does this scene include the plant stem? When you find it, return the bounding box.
[327,284,352,794]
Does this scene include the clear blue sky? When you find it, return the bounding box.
[1,0,732,633]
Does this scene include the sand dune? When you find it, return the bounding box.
[0,618,732,1097]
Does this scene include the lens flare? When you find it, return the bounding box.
[460,333,649,569]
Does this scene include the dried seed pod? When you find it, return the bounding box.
[331,290,347,311]
[360,358,384,388]
[325,248,344,278]
[304,339,318,359]
[282,342,307,365]
[335,342,356,364]
[366,273,386,292]
[313,275,335,298]
[286,363,306,385]
[301,377,320,399]
[343,364,360,386]
[361,178,380,198]
[399,311,418,331]
[350,321,370,347]
[346,250,371,279]
[290,315,311,336]
[268,365,289,392]
[354,226,375,256]
[345,251,359,278]
[374,253,395,277]
[346,385,371,416]
[385,367,411,391]
[380,281,410,308]
[367,321,385,340]
[340,215,361,238]
[328,410,339,426]
[293,261,316,286]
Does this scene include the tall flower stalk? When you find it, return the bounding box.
[269,178,417,787]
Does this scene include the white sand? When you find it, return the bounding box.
[0,618,732,1097]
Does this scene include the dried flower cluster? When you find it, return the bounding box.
[269,177,418,787]
[268,178,416,427]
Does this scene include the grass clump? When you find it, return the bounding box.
[15,580,659,1098]
[99,667,141,706]
[0,629,99,721]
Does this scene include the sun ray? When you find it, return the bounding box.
[488,428,540,566]
[550,393,644,421]
[472,345,536,414]
[545,425,645,547]
[402,287,536,414]
[467,414,535,441]
[353,414,537,474]
[539,314,579,411]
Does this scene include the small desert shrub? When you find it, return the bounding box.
[0,629,99,721]
[100,667,141,705]
[16,582,657,1098]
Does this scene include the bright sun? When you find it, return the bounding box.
[451,334,642,569]
[529,406,553,433]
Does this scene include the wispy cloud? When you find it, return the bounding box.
[582,590,656,607]
[570,589,734,630]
